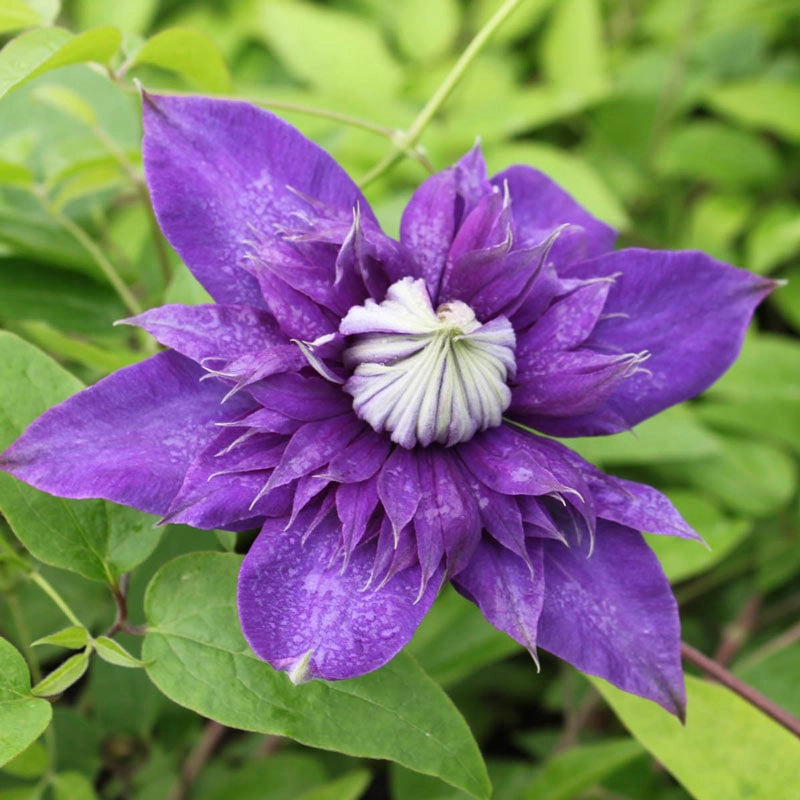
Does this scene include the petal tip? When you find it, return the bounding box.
[286,649,316,685]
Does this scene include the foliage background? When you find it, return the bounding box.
[0,0,799,798]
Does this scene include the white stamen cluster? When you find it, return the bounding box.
[340,278,516,448]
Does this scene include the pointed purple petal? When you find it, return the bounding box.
[400,146,491,301]
[558,249,777,434]
[1,352,249,515]
[492,165,616,265]
[453,537,544,655]
[586,469,700,540]
[142,93,376,310]
[238,510,441,681]
[121,304,284,363]
[537,522,686,717]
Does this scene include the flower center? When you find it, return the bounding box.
[339,277,516,448]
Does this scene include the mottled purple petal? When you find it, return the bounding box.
[400,146,491,301]
[143,93,376,309]
[322,429,392,483]
[238,510,441,681]
[453,537,544,655]
[246,373,352,420]
[537,522,686,717]
[121,304,284,363]
[558,249,777,435]
[377,446,422,538]
[492,165,616,265]
[586,469,701,540]
[0,352,248,515]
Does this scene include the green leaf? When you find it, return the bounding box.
[736,643,800,720]
[51,771,97,800]
[132,27,232,94]
[31,84,98,127]
[1,741,48,778]
[32,626,89,650]
[706,81,800,142]
[0,26,122,101]
[73,0,157,35]
[746,203,800,274]
[296,770,372,800]
[521,738,643,800]
[391,0,461,63]
[31,649,90,697]
[593,674,800,800]
[409,587,521,688]
[567,405,721,466]
[646,492,752,583]
[655,121,781,189]
[246,0,402,101]
[541,0,608,97]
[0,332,161,581]
[93,636,146,669]
[0,1,41,35]
[143,552,491,800]
[0,637,52,767]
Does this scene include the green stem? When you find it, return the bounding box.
[6,591,42,684]
[33,187,144,318]
[359,0,525,188]
[29,572,85,629]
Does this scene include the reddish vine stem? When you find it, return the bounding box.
[714,593,762,667]
[168,720,227,800]
[681,641,800,739]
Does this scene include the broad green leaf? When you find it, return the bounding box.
[31,649,90,697]
[1,741,47,778]
[469,0,555,44]
[0,262,126,335]
[133,28,232,94]
[541,0,608,97]
[681,192,751,262]
[487,142,629,228]
[246,0,402,101]
[593,674,800,800]
[655,121,780,188]
[671,436,797,516]
[568,405,721,466]
[32,84,98,127]
[646,491,752,582]
[93,636,146,668]
[74,0,157,35]
[736,643,800,719]
[196,754,327,800]
[0,159,33,186]
[51,771,97,800]
[296,770,372,800]
[0,332,161,581]
[391,0,461,63]
[706,81,800,142]
[409,587,521,688]
[164,265,213,305]
[143,552,491,800]
[32,626,89,650]
[0,26,122,101]
[0,1,40,35]
[521,739,643,800]
[746,203,800,274]
[0,638,52,767]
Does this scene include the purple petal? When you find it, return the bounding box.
[453,537,544,655]
[557,249,777,435]
[0,352,250,515]
[492,165,616,266]
[121,304,284,363]
[537,521,686,717]
[238,510,441,681]
[246,373,352,420]
[142,93,376,310]
[322,429,392,483]
[400,146,491,301]
[377,446,422,538]
[586,469,701,540]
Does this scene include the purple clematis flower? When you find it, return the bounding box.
[0,94,775,717]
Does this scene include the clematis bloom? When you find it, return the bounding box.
[0,94,776,717]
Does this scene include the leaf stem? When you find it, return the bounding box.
[29,572,85,629]
[681,641,800,739]
[32,187,144,318]
[358,0,525,187]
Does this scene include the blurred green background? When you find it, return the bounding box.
[0,1,799,798]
